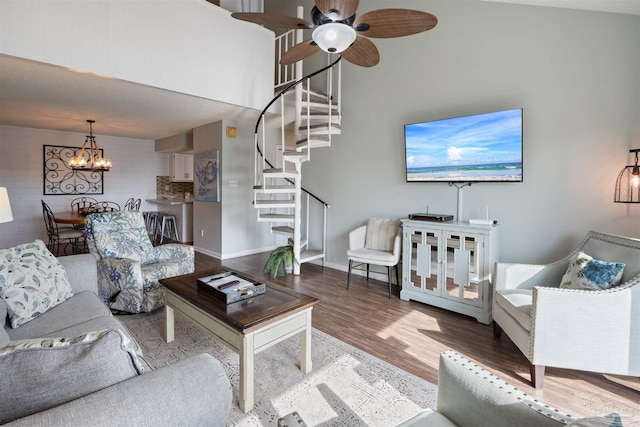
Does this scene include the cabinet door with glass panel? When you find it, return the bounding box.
[401,220,498,324]
[439,231,484,307]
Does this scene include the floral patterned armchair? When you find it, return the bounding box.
[85,211,194,313]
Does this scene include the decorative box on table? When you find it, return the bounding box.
[197,271,265,304]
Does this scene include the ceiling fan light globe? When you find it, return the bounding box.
[312,23,356,54]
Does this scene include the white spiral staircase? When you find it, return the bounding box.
[252,7,342,274]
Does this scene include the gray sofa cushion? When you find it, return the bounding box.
[0,301,8,343]
[0,329,143,424]
[6,291,111,341]
[4,353,232,427]
[57,254,98,295]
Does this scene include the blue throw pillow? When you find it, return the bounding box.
[560,252,625,291]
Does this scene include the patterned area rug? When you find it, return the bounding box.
[118,308,437,427]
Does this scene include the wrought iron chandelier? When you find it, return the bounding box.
[68,119,112,171]
[614,148,640,203]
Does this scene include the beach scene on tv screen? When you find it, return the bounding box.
[405,109,523,182]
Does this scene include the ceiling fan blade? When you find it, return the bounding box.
[231,12,313,30]
[280,40,321,65]
[340,36,379,67]
[354,9,438,38]
[315,0,359,20]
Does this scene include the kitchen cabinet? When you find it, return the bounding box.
[400,219,500,324]
[171,153,194,182]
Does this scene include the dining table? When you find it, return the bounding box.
[53,211,87,226]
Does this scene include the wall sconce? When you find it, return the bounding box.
[0,187,14,223]
[614,149,640,203]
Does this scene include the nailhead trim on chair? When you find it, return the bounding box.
[443,350,574,423]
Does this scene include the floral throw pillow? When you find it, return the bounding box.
[560,252,625,291]
[0,240,74,328]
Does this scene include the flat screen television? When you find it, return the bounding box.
[404,108,523,183]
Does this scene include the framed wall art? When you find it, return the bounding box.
[43,145,104,195]
[194,151,220,202]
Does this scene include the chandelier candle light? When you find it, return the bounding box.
[68,119,112,171]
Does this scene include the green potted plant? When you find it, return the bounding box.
[264,244,297,279]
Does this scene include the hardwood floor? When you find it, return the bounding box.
[194,251,640,424]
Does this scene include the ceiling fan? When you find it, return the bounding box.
[231,0,438,67]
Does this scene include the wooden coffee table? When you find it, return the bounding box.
[160,269,319,413]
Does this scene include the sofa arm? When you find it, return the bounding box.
[530,283,640,376]
[152,244,195,271]
[96,258,145,313]
[348,225,367,250]
[435,351,572,427]
[6,353,232,427]
[495,260,569,291]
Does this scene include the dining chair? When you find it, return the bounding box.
[90,201,121,212]
[70,196,98,214]
[123,198,141,212]
[41,200,85,256]
[70,196,98,230]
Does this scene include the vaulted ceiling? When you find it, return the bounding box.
[0,0,637,141]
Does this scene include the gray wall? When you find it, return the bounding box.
[193,120,275,259]
[268,0,640,267]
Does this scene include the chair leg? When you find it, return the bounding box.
[492,322,503,338]
[159,217,166,244]
[366,263,370,281]
[530,364,545,389]
[387,266,392,299]
[395,264,400,296]
[347,260,353,290]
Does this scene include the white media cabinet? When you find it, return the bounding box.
[400,219,500,324]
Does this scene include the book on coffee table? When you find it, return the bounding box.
[197,271,265,304]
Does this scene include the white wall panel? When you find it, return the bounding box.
[0,0,274,111]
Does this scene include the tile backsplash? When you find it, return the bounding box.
[156,176,194,198]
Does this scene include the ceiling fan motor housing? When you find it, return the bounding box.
[311,6,355,26]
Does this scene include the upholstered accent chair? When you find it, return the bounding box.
[492,230,640,389]
[85,211,194,313]
[347,218,402,298]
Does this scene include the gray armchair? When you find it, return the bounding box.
[492,230,640,388]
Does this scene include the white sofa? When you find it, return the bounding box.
[492,230,640,388]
